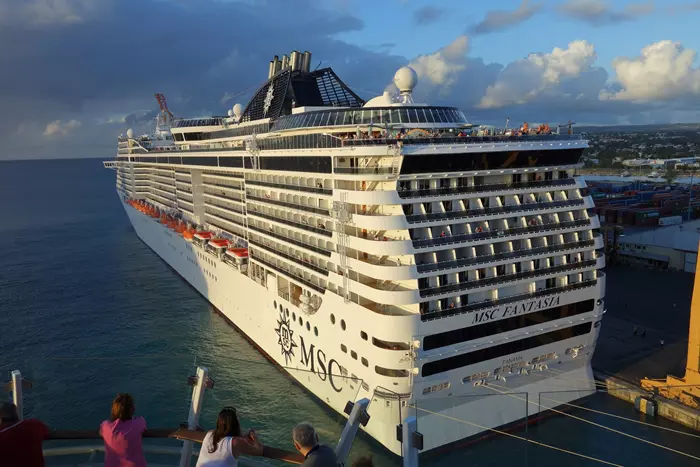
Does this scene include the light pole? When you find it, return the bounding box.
[688,172,694,220]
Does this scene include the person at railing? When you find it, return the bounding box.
[292,422,337,467]
[0,402,50,467]
[196,406,263,467]
[100,393,147,467]
[351,456,374,467]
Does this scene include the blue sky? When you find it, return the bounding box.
[2,0,700,159]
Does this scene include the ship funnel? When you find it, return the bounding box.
[268,60,275,79]
[290,50,300,71]
[281,54,289,70]
[272,55,281,75]
[302,51,312,72]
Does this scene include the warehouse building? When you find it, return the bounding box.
[619,220,700,272]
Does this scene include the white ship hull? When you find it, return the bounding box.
[122,198,603,455]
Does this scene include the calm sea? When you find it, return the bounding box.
[1,158,699,466]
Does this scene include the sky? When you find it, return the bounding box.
[2,0,700,160]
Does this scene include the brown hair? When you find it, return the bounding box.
[111,393,135,422]
[352,456,374,467]
[209,407,242,454]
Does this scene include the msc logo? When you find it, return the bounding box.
[275,312,297,365]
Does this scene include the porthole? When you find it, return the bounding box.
[306,322,311,331]
[279,304,283,313]
[361,357,369,367]
[341,344,347,353]
[292,312,296,321]
[341,320,346,331]
[274,301,277,309]
[330,314,336,324]
[351,350,358,360]
[299,317,303,326]
[285,308,289,316]
[314,327,318,336]
[360,331,368,341]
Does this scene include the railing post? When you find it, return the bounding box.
[11,370,23,421]
[179,366,209,467]
[334,398,370,463]
[401,416,420,467]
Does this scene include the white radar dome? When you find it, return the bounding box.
[233,103,242,119]
[126,128,134,138]
[393,66,418,93]
[227,109,233,117]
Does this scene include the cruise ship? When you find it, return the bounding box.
[104,51,606,455]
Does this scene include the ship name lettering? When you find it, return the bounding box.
[299,336,342,393]
[472,296,561,325]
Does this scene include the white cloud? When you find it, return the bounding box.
[602,40,700,102]
[478,40,598,109]
[407,36,469,89]
[43,119,81,137]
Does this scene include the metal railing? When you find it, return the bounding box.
[397,177,577,199]
[405,199,585,224]
[245,179,332,195]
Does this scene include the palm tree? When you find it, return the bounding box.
[664,166,678,185]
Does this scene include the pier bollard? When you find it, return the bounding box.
[179,366,210,467]
[334,398,370,463]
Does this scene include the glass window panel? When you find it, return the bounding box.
[380,109,390,125]
[390,109,401,124]
[434,109,444,123]
[425,109,435,123]
[399,109,410,124]
[332,112,339,126]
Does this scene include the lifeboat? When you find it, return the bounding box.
[167,219,178,229]
[160,215,168,224]
[194,231,212,241]
[209,238,229,248]
[226,247,249,258]
[182,229,195,241]
[174,222,186,233]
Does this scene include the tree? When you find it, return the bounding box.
[664,166,678,185]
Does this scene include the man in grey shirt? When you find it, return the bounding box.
[292,422,338,467]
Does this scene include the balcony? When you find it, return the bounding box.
[248,224,332,257]
[405,199,585,225]
[251,255,326,293]
[249,239,329,276]
[417,239,597,274]
[412,218,592,249]
[399,178,577,199]
[245,179,332,196]
[419,259,597,298]
[248,211,332,237]
[247,195,331,216]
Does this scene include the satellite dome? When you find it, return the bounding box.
[393,66,418,93]
[227,109,233,117]
[126,128,134,138]
[233,103,242,118]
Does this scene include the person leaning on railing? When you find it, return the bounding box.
[292,422,337,467]
[100,393,148,467]
[0,402,50,467]
[196,406,263,467]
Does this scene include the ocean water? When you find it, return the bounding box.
[1,158,700,466]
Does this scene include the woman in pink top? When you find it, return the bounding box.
[100,393,147,467]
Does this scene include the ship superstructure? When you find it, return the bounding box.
[105,51,606,454]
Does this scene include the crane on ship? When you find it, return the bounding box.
[641,240,700,409]
[155,93,174,128]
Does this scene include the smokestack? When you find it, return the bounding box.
[281,54,289,70]
[268,60,275,79]
[290,51,300,71]
[272,55,280,75]
[302,51,312,72]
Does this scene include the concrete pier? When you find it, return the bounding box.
[593,265,700,429]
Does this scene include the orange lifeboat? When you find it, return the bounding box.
[182,229,195,241]
[194,231,212,241]
[226,247,249,258]
[209,238,229,248]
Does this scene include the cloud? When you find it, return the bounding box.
[670,1,700,13]
[478,40,599,109]
[0,0,105,26]
[413,6,443,25]
[408,36,470,89]
[470,0,542,35]
[558,0,654,26]
[602,40,700,102]
[43,119,81,137]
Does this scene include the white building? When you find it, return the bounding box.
[619,220,700,272]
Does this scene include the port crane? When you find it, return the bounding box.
[641,240,700,409]
[155,93,174,126]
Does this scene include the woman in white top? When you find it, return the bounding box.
[196,406,264,467]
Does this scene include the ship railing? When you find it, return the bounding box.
[6,357,375,466]
[339,133,583,148]
[397,177,578,199]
